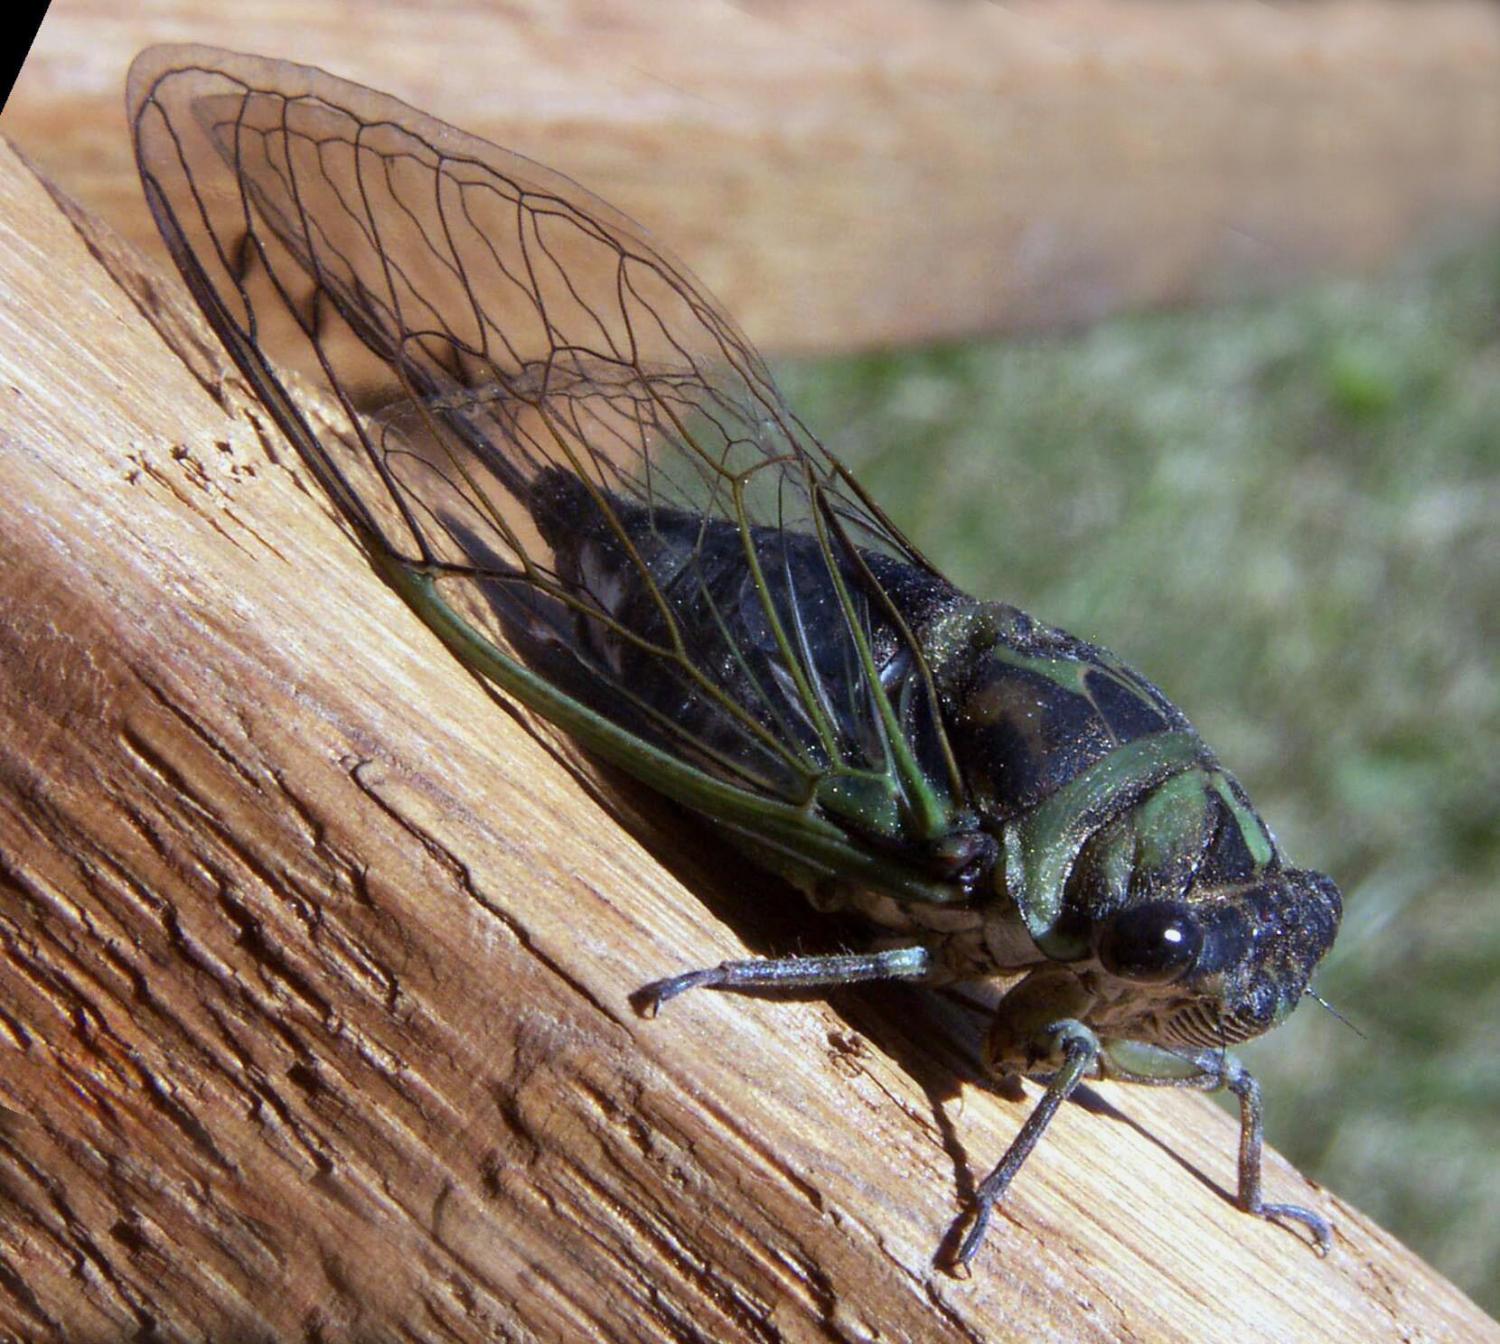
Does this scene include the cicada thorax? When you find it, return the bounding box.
[933,602,1342,1049]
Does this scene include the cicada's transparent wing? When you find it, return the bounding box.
[128,45,965,840]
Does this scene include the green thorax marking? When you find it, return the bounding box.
[1001,731,1209,955]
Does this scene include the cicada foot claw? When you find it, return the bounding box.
[947,1196,997,1275]
[1258,1201,1333,1257]
[630,966,729,1018]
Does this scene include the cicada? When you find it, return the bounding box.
[128,45,1342,1267]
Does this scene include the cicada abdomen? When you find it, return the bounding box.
[128,44,1342,1268]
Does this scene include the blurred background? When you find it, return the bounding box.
[5,0,1497,1314]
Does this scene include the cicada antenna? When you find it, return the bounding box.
[1305,986,1364,1039]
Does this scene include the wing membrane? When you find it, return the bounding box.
[129,45,960,826]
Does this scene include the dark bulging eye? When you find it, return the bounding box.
[1097,901,1204,983]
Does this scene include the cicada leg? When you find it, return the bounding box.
[1100,1039,1333,1254]
[633,944,934,1016]
[951,968,1102,1269]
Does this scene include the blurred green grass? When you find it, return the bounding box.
[774,236,1500,1314]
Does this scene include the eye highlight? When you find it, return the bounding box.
[1096,901,1204,984]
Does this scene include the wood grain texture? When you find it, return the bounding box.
[4,0,1500,354]
[2,140,1498,1344]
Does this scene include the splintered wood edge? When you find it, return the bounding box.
[4,0,1500,353]
[0,141,1496,1344]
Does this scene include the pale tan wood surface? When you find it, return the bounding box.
[2,140,1497,1344]
[4,0,1500,355]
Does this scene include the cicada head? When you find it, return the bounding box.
[1057,767,1343,1048]
[1088,868,1343,1048]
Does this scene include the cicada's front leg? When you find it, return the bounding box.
[951,968,1102,1269]
[1099,1038,1333,1254]
[952,968,1334,1267]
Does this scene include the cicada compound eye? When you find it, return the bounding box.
[1097,901,1204,984]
